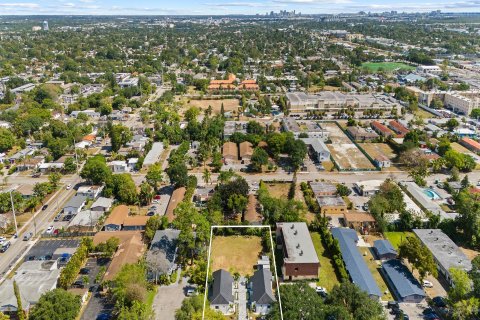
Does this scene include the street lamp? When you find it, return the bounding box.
[9,190,18,238]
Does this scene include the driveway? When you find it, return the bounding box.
[153,271,191,320]
[80,258,112,320]
[236,276,247,320]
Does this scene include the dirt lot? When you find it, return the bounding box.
[323,123,375,170]
[359,143,399,170]
[184,98,240,115]
[210,235,263,276]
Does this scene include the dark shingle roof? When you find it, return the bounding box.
[382,259,425,299]
[331,228,382,297]
[146,229,181,274]
[373,240,397,257]
[210,269,234,305]
[250,269,275,305]
[64,195,87,209]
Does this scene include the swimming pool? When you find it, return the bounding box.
[423,188,442,200]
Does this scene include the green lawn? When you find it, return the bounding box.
[362,62,415,72]
[310,232,340,291]
[384,232,414,249]
[146,287,157,310]
[360,247,393,301]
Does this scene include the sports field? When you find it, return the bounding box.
[362,62,415,72]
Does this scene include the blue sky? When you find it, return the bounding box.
[1,0,480,15]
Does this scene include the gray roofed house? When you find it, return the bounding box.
[142,142,164,169]
[210,269,235,315]
[67,210,104,232]
[300,138,331,162]
[373,239,397,260]
[90,197,114,212]
[0,260,60,313]
[382,259,425,302]
[250,268,275,315]
[63,195,87,215]
[413,229,472,285]
[146,229,181,281]
[331,228,382,298]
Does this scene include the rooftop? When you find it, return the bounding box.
[316,196,346,207]
[277,222,319,264]
[382,259,425,299]
[331,228,382,297]
[413,229,472,272]
[210,269,234,305]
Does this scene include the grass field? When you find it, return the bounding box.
[210,235,263,276]
[362,62,415,73]
[414,108,437,119]
[384,231,414,249]
[310,232,340,291]
[265,183,290,198]
[186,99,240,115]
[361,247,393,301]
[359,143,399,171]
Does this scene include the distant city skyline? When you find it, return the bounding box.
[1,0,480,15]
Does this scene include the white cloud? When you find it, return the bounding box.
[0,2,39,8]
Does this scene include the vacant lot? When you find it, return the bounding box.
[359,143,399,170]
[310,232,340,291]
[210,236,263,276]
[384,232,414,249]
[451,142,480,169]
[186,99,240,115]
[324,123,375,170]
[265,183,290,198]
[362,62,415,72]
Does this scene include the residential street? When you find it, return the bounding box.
[0,174,81,282]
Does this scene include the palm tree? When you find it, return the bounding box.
[202,168,211,185]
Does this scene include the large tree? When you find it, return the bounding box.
[398,236,437,281]
[0,128,15,152]
[145,163,163,192]
[80,156,111,185]
[28,289,81,320]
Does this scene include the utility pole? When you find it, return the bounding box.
[9,190,18,237]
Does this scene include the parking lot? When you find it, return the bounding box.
[152,185,173,216]
[152,274,192,320]
[24,239,80,261]
[384,301,429,320]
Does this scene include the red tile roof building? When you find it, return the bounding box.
[388,120,410,137]
[460,137,480,153]
[371,121,394,137]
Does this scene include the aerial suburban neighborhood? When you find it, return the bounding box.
[1,6,480,320]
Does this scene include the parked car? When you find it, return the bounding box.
[73,280,84,288]
[66,184,72,190]
[154,195,161,200]
[315,286,327,297]
[1,241,11,253]
[147,211,155,216]
[32,172,41,178]
[96,313,111,320]
[422,280,433,288]
[395,313,409,320]
[0,237,6,243]
[23,232,33,241]
[45,226,54,234]
[424,313,440,320]
[423,308,435,315]
[80,268,90,275]
[387,301,399,310]
[63,215,73,221]
[54,214,61,222]
[432,296,447,308]
[186,288,196,296]
[42,204,48,211]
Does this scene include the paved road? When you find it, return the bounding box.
[0,174,81,282]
